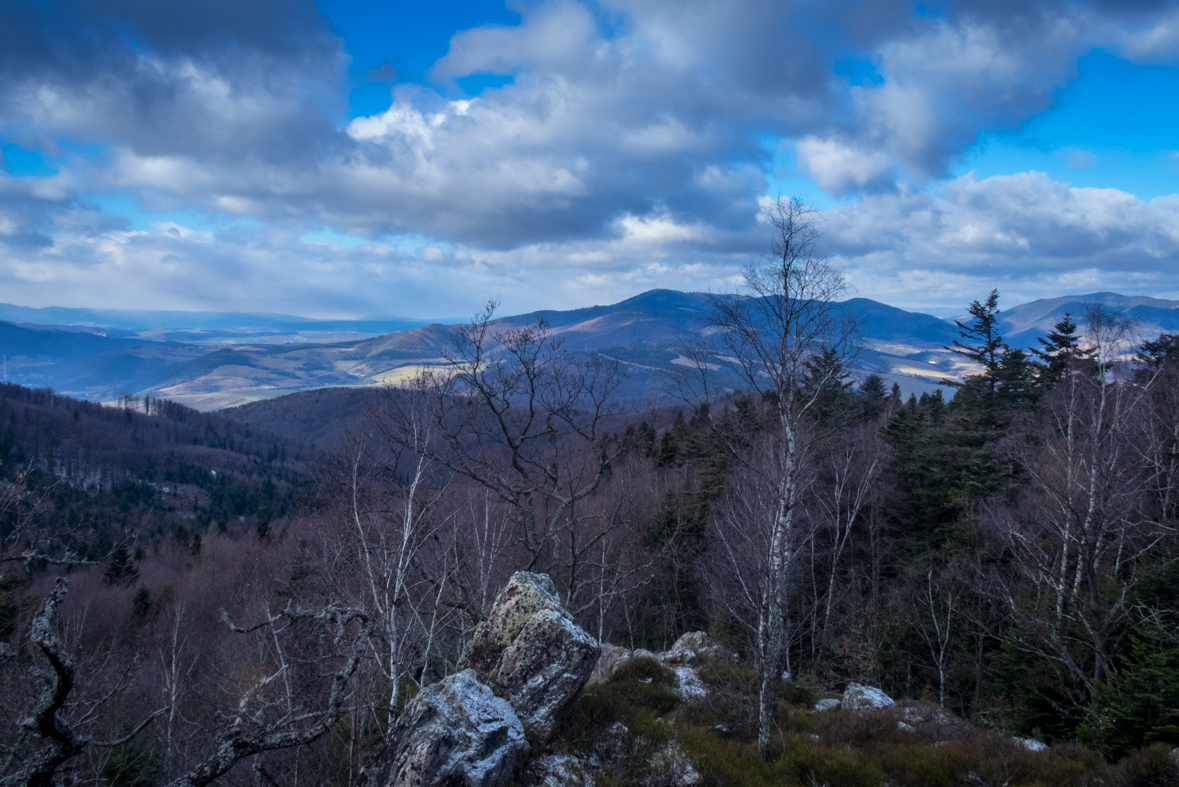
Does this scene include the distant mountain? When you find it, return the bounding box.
[0,301,439,341]
[9,289,1177,411]
[998,292,1179,349]
[0,290,975,407]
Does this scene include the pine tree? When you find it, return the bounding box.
[1033,312,1095,389]
[859,374,888,420]
[802,346,855,425]
[103,545,139,586]
[1137,333,1179,372]
[944,289,1004,400]
[996,347,1039,410]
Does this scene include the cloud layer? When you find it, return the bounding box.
[0,0,1177,316]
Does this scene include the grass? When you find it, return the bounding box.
[544,654,1179,786]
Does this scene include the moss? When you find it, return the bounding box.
[553,655,679,754]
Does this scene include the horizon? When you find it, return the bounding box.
[1,2,1177,318]
[4,286,1176,328]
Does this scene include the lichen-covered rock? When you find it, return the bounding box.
[493,609,599,737]
[529,753,596,787]
[368,670,526,787]
[842,683,895,711]
[647,741,703,786]
[588,645,660,686]
[672,665,707,701]
[460,572,600,739]
[460,572,566,676]
[1013,737,1048,752]
[813,698,841,712]
[589,643,632,685]
[660,632,727,666]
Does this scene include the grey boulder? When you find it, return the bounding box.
[460,572,600,739]
[368,670,526,787]
[661,632,728,666]
[842,683,895,711]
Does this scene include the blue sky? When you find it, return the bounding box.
[0,0,1177,318]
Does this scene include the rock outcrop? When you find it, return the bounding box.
[587,631,730,695]
[842,683,895,711]
[661,631,728,666]
[368,670,527,787]
[459,572,600,738]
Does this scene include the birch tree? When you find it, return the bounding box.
[708,196,856,757]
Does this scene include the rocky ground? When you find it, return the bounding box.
[362,573,1179,787]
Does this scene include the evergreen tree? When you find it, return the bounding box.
[996,346,1040,410]
[944,289,1004,401]
[1034,312,1095,389]
[1137,333,1179,372]
[103,545,139,586]
[802,346,855,425]
[859,374,888,420]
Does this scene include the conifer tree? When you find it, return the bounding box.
[944,289,1004,400]
[859,374,888,420]
[1033,312,1094,389]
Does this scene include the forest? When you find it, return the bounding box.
[3,205,1179,787]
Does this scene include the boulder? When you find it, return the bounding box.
[460,572,600,738]
[1013,737,1048,752]
[813,698,841,712]
[588,646,658,686]
[671,665,707,701]
[589,642,632,685]
[660,631,727,666]
[841,683,895,711]
[647,741,703,786]
[529,753,596,787]
[368,670,526,787]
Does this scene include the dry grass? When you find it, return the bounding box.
[551,655,1179,787]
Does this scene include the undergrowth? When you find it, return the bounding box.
[545,653,1179,787]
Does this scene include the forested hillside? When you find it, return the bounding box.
[3,284,1179,786]
[0,383,314,565]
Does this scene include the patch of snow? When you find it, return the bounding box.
[674,666,707,700]
[1013,737,1048,752]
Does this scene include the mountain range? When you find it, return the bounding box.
[2,290,1175,411]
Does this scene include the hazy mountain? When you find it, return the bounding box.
[0,301,439,343]
[7,289,1177,411]
[998,292,1179,348]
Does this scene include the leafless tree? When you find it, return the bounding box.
[341,379,455,739]
[812,423,888,648]
[1,576,377,787]
[393,301,628,604]
[706,196,857,757]
[989,309,1170,711]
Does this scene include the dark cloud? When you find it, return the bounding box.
[0,0,344,163]
[0,0,1177,314]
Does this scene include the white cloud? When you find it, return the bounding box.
[826,172,1179,308]
[1,0,1179,316]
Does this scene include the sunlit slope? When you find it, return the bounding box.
[12,289,1169,410]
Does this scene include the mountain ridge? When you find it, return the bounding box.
[4,289,1177,410]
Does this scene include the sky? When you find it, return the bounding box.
[0,0,1178,320]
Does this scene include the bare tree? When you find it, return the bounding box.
[342,380,454,739]
[707,196,856,757]
[813,423,887,648]
[1,579,164,787]
[990,307,1169,713]
[394,302,628,603]
[1,578,377,787]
